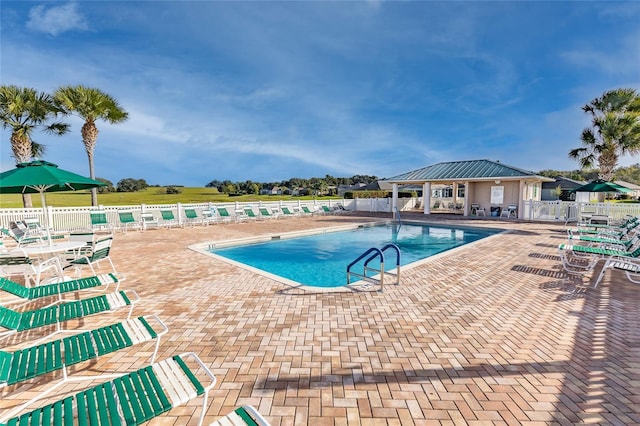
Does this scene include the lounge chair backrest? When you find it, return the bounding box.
[244,208,256,217]
[0,305,22,330]
[90,210,109,225]
[90,238,113,261]
[161,210,176,220]
[23,217,41,231]
[118,211,136,223]
[218,208,231,217]
[185,208,198,219]
[70,231,95,244]
[0,276,30,299]
[282,207,293,215]
[10,221,27,236]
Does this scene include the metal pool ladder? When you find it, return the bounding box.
[346,243,401,292]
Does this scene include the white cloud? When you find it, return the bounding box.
[27,2,87,36]
[560,30,640,77]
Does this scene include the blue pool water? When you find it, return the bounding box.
[210,223,500,287]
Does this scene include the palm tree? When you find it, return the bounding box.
[569,88,640,182]
[53,85,128,206]
[0,85,69,207]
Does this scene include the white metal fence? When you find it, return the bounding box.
[1,198,639,233]
[0,200,350,233]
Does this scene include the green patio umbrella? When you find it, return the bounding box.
[570,179,631,193]
[0,160,105,245]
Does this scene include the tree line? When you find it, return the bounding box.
[205,175,379,195]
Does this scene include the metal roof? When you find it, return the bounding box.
[542,176,586,189]
[384,159,553,183]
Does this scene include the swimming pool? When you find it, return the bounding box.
[207,222,501,288]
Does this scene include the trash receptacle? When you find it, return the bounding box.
[490,206,500,217]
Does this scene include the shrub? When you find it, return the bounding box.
[166,186,182,194]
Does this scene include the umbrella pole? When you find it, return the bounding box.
[40,191,54,246]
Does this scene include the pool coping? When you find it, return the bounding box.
[189,219,508,293]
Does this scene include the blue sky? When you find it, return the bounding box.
[1,1,639,186]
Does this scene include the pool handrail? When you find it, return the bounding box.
[347,244,401,292]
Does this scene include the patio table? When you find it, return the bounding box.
[13,241,86,257]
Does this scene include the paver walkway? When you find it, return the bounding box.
[1,213,638,425]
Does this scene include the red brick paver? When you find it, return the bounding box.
[1,213,638,425]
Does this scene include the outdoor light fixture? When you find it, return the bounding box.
[495,180,501,184]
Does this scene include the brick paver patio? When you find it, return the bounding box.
[1,212,638,425]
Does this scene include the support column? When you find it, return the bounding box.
[452,182,458,212]
[392,183,398,218]
[423,182,431,214]
[518,180,525,219]
[463,181,469,216]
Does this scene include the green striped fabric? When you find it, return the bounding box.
[90,211,109,225]
[1,316,158,387]
[0,278,30,299]
[138,316,158,339]
[235,406,260,426]
[559,244,640,258]
[568,235,637,248]
[0,353,212,426]
[173,355,205,395]
[0,340,64,385]
[0,274,118,301]
[92,322,133,356]
[1,291,130,332]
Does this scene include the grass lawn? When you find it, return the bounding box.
[0,187,339,209]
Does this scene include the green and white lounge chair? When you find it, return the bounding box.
[160,209,181,228]
[90,210,113,232]
[559,243,640,260]
[118,210,141,233]
[569,216,639,237]
[301,206,314,216]
[211,405,271,426]
[243,207,261,221]
[0,314,167,388]
[1,224,63,247]
[320,205,333,215]
[0,289,139,341]
[259,208,276,220]
[0,273,121,306]
[567,234,638,250]
[280,207,296,217]
[558,241,640,279]
[216,207,235,224]
[184,208,204,226]
[0,352,216,426]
